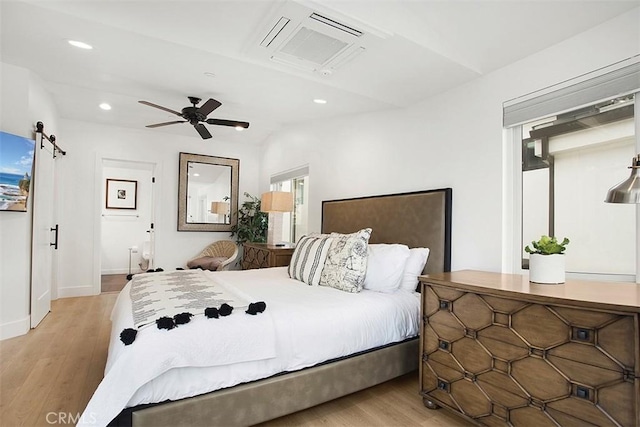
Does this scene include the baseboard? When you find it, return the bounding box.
[0,315,30,340]
[57,285,96,298]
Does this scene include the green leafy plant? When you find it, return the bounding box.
[230,192,268,245]
[524,235,570,255]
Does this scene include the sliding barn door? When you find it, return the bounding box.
[30,135,56,327]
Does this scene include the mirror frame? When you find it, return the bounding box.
[178,152,239,232]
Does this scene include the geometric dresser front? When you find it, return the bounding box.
[419,270,640,427]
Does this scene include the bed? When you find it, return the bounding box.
[91,188,452,427]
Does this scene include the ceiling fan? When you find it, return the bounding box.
[138,96,250,140]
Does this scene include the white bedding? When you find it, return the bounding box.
[80,267,420,427]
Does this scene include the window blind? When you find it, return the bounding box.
[503,57,640,128]
[270,165,309,184]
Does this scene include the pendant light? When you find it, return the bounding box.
[605,154,640,203]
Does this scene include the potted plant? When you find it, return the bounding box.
[230,192,268,245]
[525,235,570,284]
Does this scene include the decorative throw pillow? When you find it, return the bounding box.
[187,256,227,271]
[319,228,372,293]
[364,244,411,293]
[398,248,430,292]
[288,235,333,286]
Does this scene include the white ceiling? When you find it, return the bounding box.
[1,0,638,144]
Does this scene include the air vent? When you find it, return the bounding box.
[250,5,370,75]
[279,27,349,65]
[260,17,290,48]
[309,13,362,37]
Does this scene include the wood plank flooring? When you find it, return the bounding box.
[101,274,128,293]
[0,293,472,427]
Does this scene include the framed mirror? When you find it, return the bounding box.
[178,152,239,231]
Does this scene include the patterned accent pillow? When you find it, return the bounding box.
[288,235,333,286]
[319,228,372,293]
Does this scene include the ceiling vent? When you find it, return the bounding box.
[254,11,366,74]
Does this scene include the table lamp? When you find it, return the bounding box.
[260,191,294,246]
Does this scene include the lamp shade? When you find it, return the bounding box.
[210,201,230,214]
[605,155,640,203]
[260,191,294,212]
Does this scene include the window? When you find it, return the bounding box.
[503,58,640,281]
[270,166,309,243]
[521,94,636,279]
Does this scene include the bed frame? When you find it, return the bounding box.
[109,188,452,427]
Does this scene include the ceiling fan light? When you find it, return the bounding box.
[235,126,244,131]
[99,103,112,111]
[68,40,93,50]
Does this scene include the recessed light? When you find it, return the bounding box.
[193,173,200,177]
[313,99,327,104]
[99,103,112,111]
[235,126,244,131]
[68,40,93,50]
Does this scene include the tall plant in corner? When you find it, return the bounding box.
[230,192,268,245]
[525,235,569,284]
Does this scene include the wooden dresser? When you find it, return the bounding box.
[419,270,640,427]
[241,242,295,270]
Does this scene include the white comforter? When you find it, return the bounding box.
[80,267,420,427]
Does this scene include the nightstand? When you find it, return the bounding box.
[241,242,295,270]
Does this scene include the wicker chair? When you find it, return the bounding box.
[188,240,239,271]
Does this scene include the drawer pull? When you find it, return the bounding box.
[439,300,450,310]
[437,380,450,392]
[438,340,450,351]
[575,386,591,400]
[572,327,593,343]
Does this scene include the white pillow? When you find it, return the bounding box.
[319,228,372,293]
[363,244,411,293]
[398,248,430,292]
[288,235,333,286]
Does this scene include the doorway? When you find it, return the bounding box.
[99,159,156,293]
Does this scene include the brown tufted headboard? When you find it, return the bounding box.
[321,189,452,274]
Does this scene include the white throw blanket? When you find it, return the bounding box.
[79,271,276,427]
[129,269,249,328]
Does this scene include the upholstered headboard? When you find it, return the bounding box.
[321,189,452,274]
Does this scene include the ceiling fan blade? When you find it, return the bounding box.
[198,98,222,117]
[194,123,212,139]
[146,120,186,128]
[138,100,182,116]
[206,118,250,129]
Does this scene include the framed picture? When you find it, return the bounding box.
[0,131,35,212]
[106,179,137,210]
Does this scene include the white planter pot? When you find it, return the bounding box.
[529,253,565,284]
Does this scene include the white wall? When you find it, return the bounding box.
[260,7,640,273]
[0,62,59,339]
[56,119,261,297]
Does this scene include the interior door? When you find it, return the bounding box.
[30,135,55,327]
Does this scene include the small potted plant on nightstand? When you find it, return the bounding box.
[525,235,570,284]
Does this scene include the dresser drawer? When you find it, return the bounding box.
[420,278,639,427]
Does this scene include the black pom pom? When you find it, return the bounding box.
[156,316,175,330]
[246,301,267,315]
[219,303,233,316]
[126,273,134,280]
[147,269,155,273]
[176,267,184,270]
[155,268,164,272]
[174,312,193,325]
[204,307,219,318]
[120,328,137,345]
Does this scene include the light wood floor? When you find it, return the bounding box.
[101,274,129,293]
[0,293,472,427]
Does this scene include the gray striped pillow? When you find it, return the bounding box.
[288,235,333,286]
